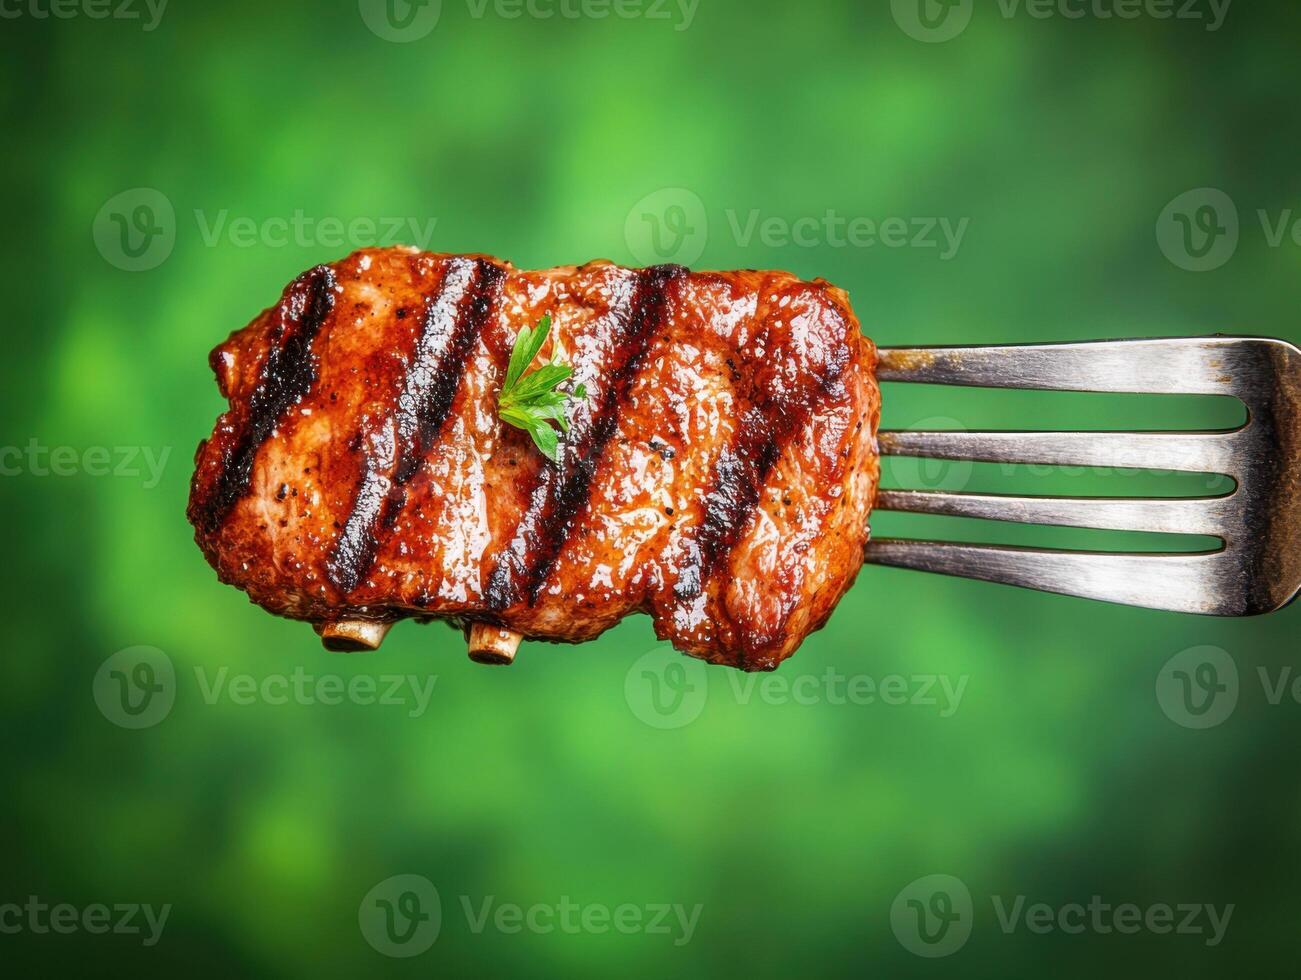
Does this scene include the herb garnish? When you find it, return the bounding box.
[498,315,587,462]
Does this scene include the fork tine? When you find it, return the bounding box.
[863,539,1235,615]
[879,429,1238,474]
[877,337,1247,396]
[867,337,1301,617]
[876,489,1230,536]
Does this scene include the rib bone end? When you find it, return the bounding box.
[318,620,392,653]
[468,624,523,666]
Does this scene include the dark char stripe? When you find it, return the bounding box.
[199,265,336,534]
[674,291,853,619]
[327,257,504,593]
[486,264,686,609]
[672,408,782,604]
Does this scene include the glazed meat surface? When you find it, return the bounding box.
[188,248,881,670]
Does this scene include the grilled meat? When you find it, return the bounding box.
[188,247,881,671]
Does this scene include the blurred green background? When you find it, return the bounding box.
[2,0,1298,975]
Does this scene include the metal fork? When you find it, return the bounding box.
[865,336,1301,616]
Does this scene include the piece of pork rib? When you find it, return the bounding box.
[188,247,880,671]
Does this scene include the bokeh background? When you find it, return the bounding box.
[2,0,1298,975]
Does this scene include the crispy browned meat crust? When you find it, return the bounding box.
[188,248,881,670]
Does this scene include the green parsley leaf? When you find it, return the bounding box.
[498,315,588,463]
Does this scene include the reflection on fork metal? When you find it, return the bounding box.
[866,337,1301,616]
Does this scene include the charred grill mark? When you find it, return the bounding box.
[487,263,686,609]
[673,409,782,603]
[675,292,854,620]
[328,451,391,596]
[327,258,505,593]
[394,260,506,486]
[198,265,336,534]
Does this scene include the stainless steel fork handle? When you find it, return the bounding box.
[866,336,1301,616]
